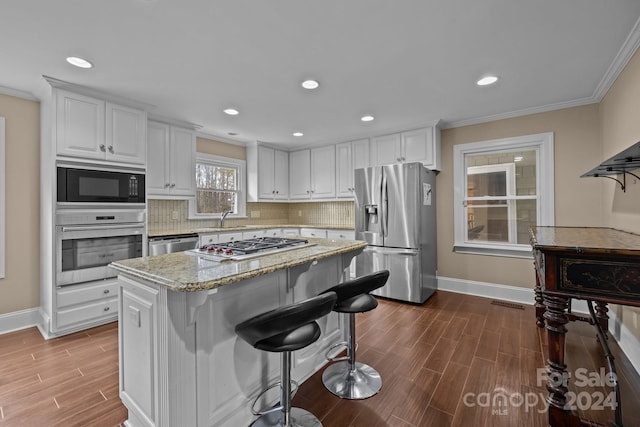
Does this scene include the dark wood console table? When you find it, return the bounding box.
[530,226,640,427]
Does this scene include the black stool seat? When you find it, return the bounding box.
[321,270,389,400]
[236,292,337,353]
[325,270,389,313]
[235,292,338,427]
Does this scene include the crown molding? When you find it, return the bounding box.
[0,85,38,101]
[442,97,598,129]
[592,15,640,101]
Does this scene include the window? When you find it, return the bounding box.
[190,154,246,218]
[453,132,554,258]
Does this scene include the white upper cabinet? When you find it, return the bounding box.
[256,146,289,200]
[336,139,369,198]
[105,103,147,165]
[289,150,312,199]
[147,121,195,198]
[370,125,441,170]
[55,89,146,165]
[289,146,336,199]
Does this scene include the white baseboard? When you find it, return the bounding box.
[437,276,640,377]
[437,276,535,306]
[0,307,41,335]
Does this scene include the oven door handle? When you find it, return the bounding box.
[60,223,145,232]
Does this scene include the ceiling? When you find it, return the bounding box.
[2,0,640,150]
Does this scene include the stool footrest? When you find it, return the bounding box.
[324,341,348,362]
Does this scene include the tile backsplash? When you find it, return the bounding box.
[148,200,355,233]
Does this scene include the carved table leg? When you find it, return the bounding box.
[543,293,571,425]
[595,301,609,341]
[535,274,545,328]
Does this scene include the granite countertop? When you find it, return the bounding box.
[148,224,355,238]
[110,237,366,292]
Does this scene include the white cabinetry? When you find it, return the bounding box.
[242,229,266,239]
[147,121,196,198]
[289,146,336,199]
[55,89,146,165]
[326,230,357,279]
[336,139,369,198]
[248,145,289,201]
[370,125,441,170]
[300,228,327,238]
[55,278,119,330]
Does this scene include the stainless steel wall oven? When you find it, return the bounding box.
[55,209,145,287]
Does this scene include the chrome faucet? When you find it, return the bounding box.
[220,209,233,228]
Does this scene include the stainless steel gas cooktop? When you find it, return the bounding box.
[187,237,313,261]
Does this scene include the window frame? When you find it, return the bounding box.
[453,132,554,258]
[188,153,247,219]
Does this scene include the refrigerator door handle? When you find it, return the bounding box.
[381,172,388,237]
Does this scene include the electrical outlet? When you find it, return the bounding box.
[251,210,260,218]
[171,210,178,220]
[298,210,302,217]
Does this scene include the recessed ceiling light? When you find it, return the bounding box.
[223,108,239,116]
[293,132,304,137]
[66,56,93,69]
[361,115,375,122]
[477,75,499,86]
[301,79,319,90]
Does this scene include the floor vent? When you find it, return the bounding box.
[490,300,525,310]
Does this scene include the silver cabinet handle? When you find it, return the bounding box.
[103,289,110,294]
[170,183,176,188]
[165,183,171,188]
[104,306,110,312]
[108,145,114,153]
[100,144,106,152]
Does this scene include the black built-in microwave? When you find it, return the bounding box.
[57,167,145,204]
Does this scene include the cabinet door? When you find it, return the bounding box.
[273,149,289,199]
[147,121,171,195]
[335,142,353,198]
[371,133,401,166]
[352,139,370,170]
[289,150,311,199]
[106,103,147,165]
[257,146,276,199]
[56,90,105,160]
[310,145,335,199]
[169,127,196,196]
[402,127,433,164]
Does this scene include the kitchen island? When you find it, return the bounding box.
[110,237,366,427]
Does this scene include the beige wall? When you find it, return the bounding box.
[0,93,40,313]
[438,104,602,288]
[598,48,640,340]
[196,136,245,160]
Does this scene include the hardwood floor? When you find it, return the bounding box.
[0,291,638,426]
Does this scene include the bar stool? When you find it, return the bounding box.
[236,292,338,427]
[321,270,389,399]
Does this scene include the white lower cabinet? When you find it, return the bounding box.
[326,230,357,279]
[217,232,243,242]
[55,279,119,330]
[199,233,218,246]
[299,228,327,238]
[242,229,266,239]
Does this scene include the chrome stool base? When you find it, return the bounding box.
[250,407,322,427]
[322,361,382,399]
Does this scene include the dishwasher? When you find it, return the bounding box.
[148,234,199,256]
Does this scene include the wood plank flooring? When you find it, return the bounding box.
[0,291,638,426]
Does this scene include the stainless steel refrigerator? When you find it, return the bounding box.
[354,162,437,303]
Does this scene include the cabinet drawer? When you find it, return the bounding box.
[56,298,118,329]
[57,279,119,308]
[242,229,266,239]
[326,230,355,240]
[300,228,327,238]
[200,233,218,246]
